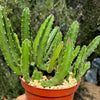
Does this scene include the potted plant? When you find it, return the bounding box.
[0,6,100,100]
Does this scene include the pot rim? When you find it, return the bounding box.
[20,76,81,91]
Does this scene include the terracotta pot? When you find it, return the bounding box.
[20,76,81,100]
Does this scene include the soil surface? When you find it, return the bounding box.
[29,73,77,89]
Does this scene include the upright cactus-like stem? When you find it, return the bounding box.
[64,21,79,46]
[73,46,86,78]
[2,7,21,66]
[36,15,54,71]
[45,26,59,54]
[21,39,31,82]
[21,7,30,42]
[0,6,21,75]
[47,41,63,73]
[83,36,100,60]
[41,39,74,87]
[74,36,100,80]
[33,15,51,62]
[13,33,22,54]
[21,7,34,64]
[73,36,100,79]
[76,62,90,81]
[58,21,79,65]
[44,31,62,61]
[32,68,42,81]
[37,15,54,69]
[52,32,62,56]
[72,46,80,60]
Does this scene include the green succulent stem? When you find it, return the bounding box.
[13,33,22,53]
[32,69,42,81]
[58,21,79,66]
[76,62,90,81]
[44,31,62,61]
[0,6,21,75]
[21,39,31,82]
[36,15,54,70]
[33,15,51,62]
[52,32,62,56]
[64,21,79,46]
[73,46,80,60]
[41,39,74,87]
[47,41,63,73]
[83,36,100,61]
[45,26,59,53]
[21,7,30,42]
[73,46,86,78]
[2,7,21,66]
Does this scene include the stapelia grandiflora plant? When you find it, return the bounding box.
[0,6,100,87]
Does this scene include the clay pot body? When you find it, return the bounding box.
[20,77,80,100]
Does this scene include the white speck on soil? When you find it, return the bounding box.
[29,72,77,89]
